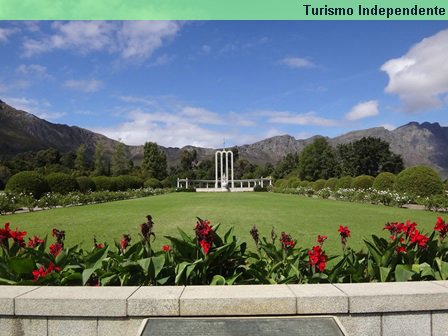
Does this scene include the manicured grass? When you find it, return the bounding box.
[1,192,443,256]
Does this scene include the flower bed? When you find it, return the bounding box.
[2,213,448,286]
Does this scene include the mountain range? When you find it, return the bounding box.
[1,99,448,178]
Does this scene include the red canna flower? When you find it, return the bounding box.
[279,232,296,250]
[195,218,214,255]
[32,262,61,282]
[93,237,104,249]
[435,217,448,239]
[199,240,211,255]
[162,245,171,252]
[120,234,131,253]
[338,225,351,248]
[308,245,328,272]
[317,235,327,245]
[395,245,407,254]
[28,235,44,248]
[49,243,63,256]
[409,229,429,248]
[0,223,11,243]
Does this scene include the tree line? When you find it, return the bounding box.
[0,136,404,189]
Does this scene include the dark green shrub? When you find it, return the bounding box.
[144,178,162,189]
[287,177,301,188]
[254,185,268,192]
[115,175,144,191]
[175,187,196,192]
[351,175,374,190]
[76,177,96,193]
[299,180,310,187]
[324,177,338,191]
[5,171,49,198]
[162,176,176,188]
[395,166,443,197]
[312,179,326,191]
[336,176,353,189]
[373,172,396,191]
[46,173,79,194]
[92,176,117,191]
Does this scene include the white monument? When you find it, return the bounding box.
[215,149,234,190]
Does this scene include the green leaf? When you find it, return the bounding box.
[150,255,165,279]
[364,240,382,266]
[9,257,35,275]
[379,266,391,282]
[137,258,151,276]
[210,275,226,285]
[175,261,189,285]
[395,265,414,282]
[0,277,17,285]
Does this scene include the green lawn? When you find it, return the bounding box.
[0,192,443,256]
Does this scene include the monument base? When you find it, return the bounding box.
[196,187,255,192]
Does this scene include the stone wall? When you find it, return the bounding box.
[2,282,448,336]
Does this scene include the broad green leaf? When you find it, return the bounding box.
[395,265,414,282]
[210,275,226,285]
[8,257,35,275]
[379,266,391,282]
[137,258,151,276]
[150,255,165,279]
[364,240,382,266]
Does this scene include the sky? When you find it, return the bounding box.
[0,21,448,148]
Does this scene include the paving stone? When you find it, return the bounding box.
[15,286,138,317]
[128,286,184,316]
[336,314,381,336]
[48,317,97,336]
[382,312,430,336]
[0,286,39,315]
[432,311,448,336]
[180,285,296,316]
[98,318,143,336]
[335,282,448,313]
[288,284,348,314]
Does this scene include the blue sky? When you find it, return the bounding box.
[0,21,448,148]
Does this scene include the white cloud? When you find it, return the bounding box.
[17,64,49,78]
[180,106,223,125]
[345,100,379,120]
[0,27,17,43]
[22,21,183,61]
[119,95,155,106]
[2,96,65,121]
[381,123,396,131]
[280,56,315,69]
[64,79,103,93]
[381,29,448,112]
[263,110,339,127]
[94,108,226,147]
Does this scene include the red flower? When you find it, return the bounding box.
[120,234,131,253]
[409,229,428,248]
[162,245,171,252]
[317,235,327,245]
[96,243,104,249]
[0,222,11,242]
[199,240,211,255]
[435,217,448,239]
[279,232,296,250]
[395,245,407,254]
[308,245,328,272]
[195,218,215,255]
[338,225,351,248]
[338,225,351,238]
[49,243,63,256]
[28,235,45,248]
[32,262,60,282]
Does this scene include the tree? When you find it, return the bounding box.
[274,152,299,179]
[337,137,404,177]
[111,141,128,176]
[74,144,87,176]
[142,142,167,180]
[93,142,106,176]
[298,137,338,181]
[180,149,198,172]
